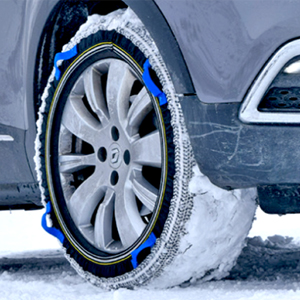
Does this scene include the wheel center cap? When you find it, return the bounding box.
[109,143,122,169]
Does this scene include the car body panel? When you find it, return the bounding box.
[124,0,195,94]
[181,97,300,189]
[0,0,57,207]
[155,0,300,103]
[0,0,57,130]
[0,0,27,130]
[1,0,300,208]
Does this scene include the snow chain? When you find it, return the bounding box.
[36,8,194,288]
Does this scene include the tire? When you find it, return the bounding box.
[35,8,257,289]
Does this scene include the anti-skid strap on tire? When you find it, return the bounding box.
[143,60,167,106]
[54,45,78,81]
[131,232,156,269]
[41,201,65,244]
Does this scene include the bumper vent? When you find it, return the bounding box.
[258,87,300,112]
[239,40,300,124]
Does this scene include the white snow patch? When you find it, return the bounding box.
[0,206,300,298]
[150,165,257,288]
[250,207,300,241]
[0,210,59,255]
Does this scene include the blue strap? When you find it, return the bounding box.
[54,45,78,80]
[143,60,167,106]
[41,201,65,244]
[131,232,156,269]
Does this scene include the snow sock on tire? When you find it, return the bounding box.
[35,8,256,289]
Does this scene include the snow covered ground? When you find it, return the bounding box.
[1,207,300,299]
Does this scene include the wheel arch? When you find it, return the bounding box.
[123,0,195,94]
[33,0,195,119]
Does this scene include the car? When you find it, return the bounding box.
[1,0,300,289]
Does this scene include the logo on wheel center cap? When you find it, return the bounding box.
[109,144,122,169]
[111,148,120,164]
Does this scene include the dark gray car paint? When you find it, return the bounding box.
[0,0,57,130]
[0,0,57,207]
[0,0,27,130]
[155,0,300,103]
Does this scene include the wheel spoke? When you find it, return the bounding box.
[59,153,96,173]
[127,87,153,136]
[132,170,158,212]
[115,187,146,248]
[83,67,109,126]
[67,171,106,228]
[106,60,135,127]
[62,95,102,146]
[132,130,162,168]
[94,188,115,250]
[140,205,152,216]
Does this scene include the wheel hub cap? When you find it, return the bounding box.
[56,57,165,257]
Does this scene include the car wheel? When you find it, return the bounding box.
[35,8,256,289]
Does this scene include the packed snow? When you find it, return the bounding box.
[0,163,299,298]
[0,201,300,299]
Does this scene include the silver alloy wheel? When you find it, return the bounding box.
[58,58,165,255]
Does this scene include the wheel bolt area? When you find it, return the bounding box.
[111,126,120,141]
[111,171,119,186]
[98,147,107,162]
[124,150,130,165]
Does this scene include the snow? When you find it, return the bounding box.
[0,166,298,299]
[150,166,256,288]
[0,204,300,299]
[0,210,59,255]
[249,207,300,242]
